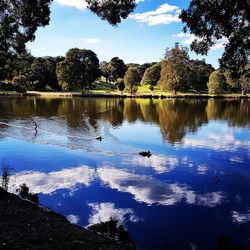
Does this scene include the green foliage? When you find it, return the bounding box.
[27,57,60,90]
[189,59,214,91]
[106,57,127,82]
[117,78,125,92]
[158,46,190,92]
[0,0,52,67]
[239,68,250,93]
[85,0,136,25]
[180,0,250,71]
[136,62,156,83]
[141,63,161,86]
[56,48,100,92]
[207,70,226,94]
[124,67,140,94]
[224,71,240,90]
[99,61,109,83]
[12,75,27,93]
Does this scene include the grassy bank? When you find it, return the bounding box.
[0,90,249,99]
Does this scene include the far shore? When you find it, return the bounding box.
[0,90,249,99]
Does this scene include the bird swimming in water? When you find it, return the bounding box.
[33,122,39,130]
[96,136,102,141]
[139,151,152,158]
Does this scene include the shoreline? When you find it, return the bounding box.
[0,91,249,99]
[0,188,135,250]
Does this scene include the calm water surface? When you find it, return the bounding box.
[0,97,250,250]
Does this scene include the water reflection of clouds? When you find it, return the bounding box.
[87,202,141,226]
[124,155,179,174]
[232,209,250,224]
[182,132,250,152]
[67,214,80,224]
[197,164,208,175]
[97,167,225,207]
[10,166,95,194]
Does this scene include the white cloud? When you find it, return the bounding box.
[97,166,225,207]
[130,3,181,26]
[124,154,178,174]
[55,0,88,10]
[55,0,144,10]
[173,32,228,50]
[87,202,141,226]
[84,38,102,44]
[10,166,96,194]
[67,214,80,224]
[232,209,250,224]
[182,131,250,152]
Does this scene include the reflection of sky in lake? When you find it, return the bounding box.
[0,98,250,250]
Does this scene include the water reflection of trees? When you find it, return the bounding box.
[0,97,249,143]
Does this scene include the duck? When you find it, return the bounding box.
[139,151,152,158]
[96,136,103,141]
[33,122,39,130]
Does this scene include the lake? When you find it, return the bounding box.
[0,97,250,250]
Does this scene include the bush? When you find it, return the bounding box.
[18,183,39,203]
[87,218,132,243]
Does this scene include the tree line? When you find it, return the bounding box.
[0,44,249,95]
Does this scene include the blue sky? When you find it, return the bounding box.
[27,0,225,68]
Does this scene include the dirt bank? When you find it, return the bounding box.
[0,188,135,250]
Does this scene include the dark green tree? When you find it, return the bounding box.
[85,0,137,25]
[189,59,214,92]
[141,63,161,87]
[25,57,59,90]
[124,67,140,94]
[0,0,52,67]
[56,48,100,93]
[107,57,127,82]
[99,61,109,83]
[137,62,156,83]
[180,0,250,71]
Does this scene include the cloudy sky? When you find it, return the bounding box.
[27,0,225,68]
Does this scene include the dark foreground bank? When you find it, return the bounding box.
[0,188,135,250]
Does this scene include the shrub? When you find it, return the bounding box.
[18,183,39,203]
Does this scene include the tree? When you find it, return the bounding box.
[56,48,100,93]
[0,0,52,67]
[207,70,226,95]
[124,67,140,94]
[158,45,190,93]
[117,78,125,92]
[189,59,214,92]
[107,57,127,82]
[12,75,27,92]
[99,61,109,83]
[23,57,59,90]
[180,0,250,71]
[85,0,137,25]
[239,66,250,94]
[224,71,240,91]
[141,63,161,87]
[137,62,156,83]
